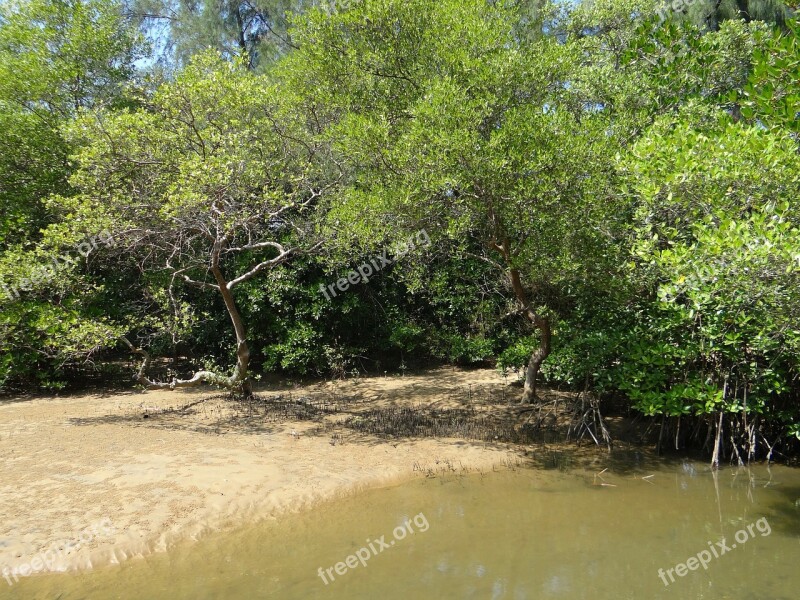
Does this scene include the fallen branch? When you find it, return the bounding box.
[121,337,246,391]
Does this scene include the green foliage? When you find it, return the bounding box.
[497,339,537,374]
[0,0,142,244]
[0,0,142,112]
[264,322,324,374]
[0,109,66,246]
[0,0,798,456]
[247,243,508,376]
[432,334,494,366]
[0,0,144,391]
[619,205,800,416]
[0,299,125,391]
[739,17,800,135]
[617,111,800,419]
[286,0,631,405]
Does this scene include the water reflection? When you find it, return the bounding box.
[3,460,800,600]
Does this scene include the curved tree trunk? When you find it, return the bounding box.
[507,261,551,405]
[211,261,252,395]
[521,314,551,405]
[122,243,253,396]
[489,228,553,405]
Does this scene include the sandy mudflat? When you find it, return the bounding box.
[0,368,522,577]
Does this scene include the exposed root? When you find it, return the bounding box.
[565,390,612,451]
[121,337,251,396]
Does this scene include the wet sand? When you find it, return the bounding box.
[0,368,522,578]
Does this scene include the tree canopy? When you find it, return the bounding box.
[1,0,798,460]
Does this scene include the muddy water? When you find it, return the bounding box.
[3,460,800,600]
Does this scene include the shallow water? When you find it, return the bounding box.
[3,459,800,599]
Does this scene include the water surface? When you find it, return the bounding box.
[3,459,800,599]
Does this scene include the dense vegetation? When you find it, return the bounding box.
[0,0,797,461]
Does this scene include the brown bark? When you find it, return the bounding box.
[495,236,551,405]
[209,241,252,395]
[122,241,254,396]
[521,312,551,404]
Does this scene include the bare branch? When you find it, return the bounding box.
[227,240,286,253]
[227,248,296,289]
[121,337,241,390]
